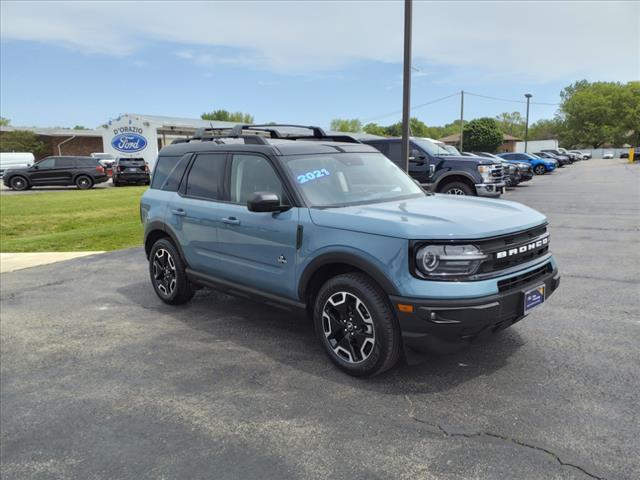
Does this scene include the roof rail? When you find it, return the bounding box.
[170,124,362,145]
[229,124,361,144]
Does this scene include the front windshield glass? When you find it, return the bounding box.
[443,145,461,155]
[412,138,453,156]
[282,152,425,208]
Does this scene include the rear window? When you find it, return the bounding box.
[151,155,183,189]
[117,157,145,164]
[162,156,191,192]
[75,157,99,166]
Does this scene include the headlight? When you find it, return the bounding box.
[508,165,517,173]
[477,165,492,183]
[415,244,487,277]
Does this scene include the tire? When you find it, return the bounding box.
[113,180,121,187]
[440,181,474,196]
[149,238,195,305]
[9,175,29,191]
[75,175,93,189]
[534,165,547,175]
[313,273,401,377]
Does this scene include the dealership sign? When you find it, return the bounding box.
[111,126,148,153]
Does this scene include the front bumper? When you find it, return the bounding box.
[390,263,560,353]
[475,182,505,197]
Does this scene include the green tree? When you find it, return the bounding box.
[0,117,10,126]
[0,130,47,156]
[329,118,362,132]
[495,112,525,138]
[463,118,504,153]
[73,125,88,130]
[201,110,254,123]
[559,80,640,148]
[527,118,565,141]
[362,123,388,136]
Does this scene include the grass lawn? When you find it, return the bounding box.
[0,187,147,252]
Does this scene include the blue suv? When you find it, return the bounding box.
[141,125,560,377]
[498,152,556,175]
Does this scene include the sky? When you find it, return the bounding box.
[1,0,638,130]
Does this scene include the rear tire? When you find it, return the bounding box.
[75,175,93,189]
[534,165,547,175]
[313,273,401,377]
[149,238,195,305]
[9,175,29,191]
[440,181,474,196]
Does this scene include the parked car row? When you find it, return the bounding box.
[2,155,150,190]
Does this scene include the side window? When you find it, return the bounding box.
[229,154,287,205]
[503,154,515,160]
[55,158,76,168]
[162,155,191,192]
[185,153,226,200]
[385,142,402,164]
[151,155,181,189]
[35,158,55,169]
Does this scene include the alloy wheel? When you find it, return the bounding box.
[322,291,375,364]
[11,177,26,190]
[77,177,91,188]
[446,187,466,195]
[153,248,177,296]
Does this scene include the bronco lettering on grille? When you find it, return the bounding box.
[495,237,548,259]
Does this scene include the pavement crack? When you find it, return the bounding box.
[404,395,606,480]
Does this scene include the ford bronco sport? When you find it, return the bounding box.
[141,124,560,377]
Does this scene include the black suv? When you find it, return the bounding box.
[362,138,505,197]
[112,157,150,186]
[3,156,108,191]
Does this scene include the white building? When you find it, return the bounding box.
[99,113,239,169]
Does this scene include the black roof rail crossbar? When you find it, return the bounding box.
[171,133,269,145]
[230,124,328,139]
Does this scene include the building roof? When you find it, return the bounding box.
[0,126,101,137]
[439,132,521,143]
[103,113,239,132]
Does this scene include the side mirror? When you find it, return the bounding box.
[247,191,289,213]
[409,149,426,163]
[32,164,39,170]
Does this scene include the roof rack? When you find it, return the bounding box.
[170,124,361,145]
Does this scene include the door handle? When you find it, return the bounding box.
[222,216,241,225]
[171,208,186,216]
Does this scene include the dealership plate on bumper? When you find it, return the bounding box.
[523,284,545,314]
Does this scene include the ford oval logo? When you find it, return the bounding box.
[111,133,148,153]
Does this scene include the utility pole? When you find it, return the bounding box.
[401,0,412,172]
[524,93,532,153]
[459,90,464,151]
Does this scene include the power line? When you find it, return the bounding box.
[465,91,560,106]
[362,92,459,123]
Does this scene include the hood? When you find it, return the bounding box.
[3,165,30,172]
[309,194,547,240]
[436,155,494,165]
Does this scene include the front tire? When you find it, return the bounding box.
[440,181,474,196]
[9,175,29,191]
[75,175,93,189]
[314,273,401,377]
[149,238,195,305]
[534,165,547,175]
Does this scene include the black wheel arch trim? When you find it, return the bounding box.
[298,252,400,300]
[144,221,190,269]
[433,172,478,190]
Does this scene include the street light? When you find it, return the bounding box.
[524,93,532,153]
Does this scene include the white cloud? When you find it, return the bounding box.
[1,1,638,82]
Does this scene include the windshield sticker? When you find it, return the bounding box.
[297,168,330,184]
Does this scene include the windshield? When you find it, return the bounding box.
[412,138,454,156]
[282,152,425,208]
[443,145,461,155]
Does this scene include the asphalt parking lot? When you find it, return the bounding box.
[1,159,638,480]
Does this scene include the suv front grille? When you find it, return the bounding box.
[475,225,549,274]
[498,263,552,292]
[490,164,503,183]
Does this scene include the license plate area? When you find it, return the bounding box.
[523,284,545,314]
